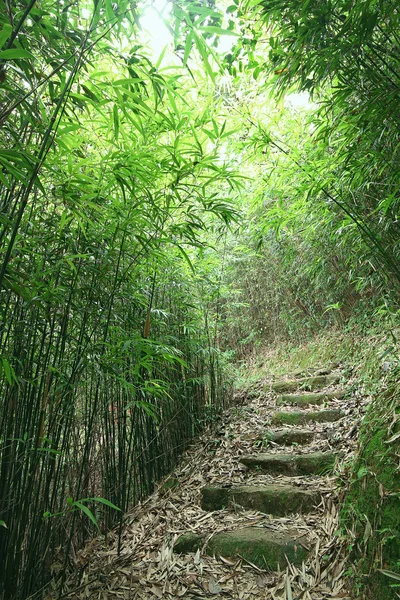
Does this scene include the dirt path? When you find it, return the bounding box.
[58,365,365,599]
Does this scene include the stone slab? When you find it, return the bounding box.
[201,484,321,515]
[240,451,337,475]
[271,409,343,426]
[270,374,340,394]
[264,429,314,445]
[276,389,345,406]
[174,532,203,553]
[174,527,309,568]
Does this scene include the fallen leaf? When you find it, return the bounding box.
[208,577,222,595]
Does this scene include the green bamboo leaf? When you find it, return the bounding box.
[0,157,28,183]
[244,0,264,8]
[0,49,34,60]
[201,26,238,36]
[105,0,116,21]
[192,32,216,82]
[0,24,12,50]
[1,357,15,385]
[202,128,216,141]
[37,446,62,456]
[221,126,241,139]
[87,497,121,511]
[73,501,100,531]
[155,45,167,69]
[134,400,159,420]
[377,569,400,582]
[183,31,194,65]
[162,353,188,368]
[3,275,30,300]
[113,104,119,140]
[212,119,219,136]
[2,359,11,384]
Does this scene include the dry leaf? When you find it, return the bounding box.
[285,574,293,600]
[208,577,222,595]
[52,367,361,600]
[363,517,372,544]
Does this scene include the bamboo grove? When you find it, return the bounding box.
[215,0,400,350]
[0,2,241,597]
[1,0,400,598]
[240,0,400,286]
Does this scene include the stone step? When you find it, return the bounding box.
[270,374,340,394]
[276,389,346,406]
[264,428,314,445]
[287,366,335,379]
[174,527,308,568]
[240,451,337,475]
[271,408,343,426]
[201,484,321,515]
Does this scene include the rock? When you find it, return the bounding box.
[269,374,340,394]
[240,451,337,475]
[314,368,332,376]
[201,484,321,515]
[201,486,230,510]
[174,532,204,553]
[276,390,346,406]
[271,409,343,425]
[174,527,309,569]
[263,429,314,445]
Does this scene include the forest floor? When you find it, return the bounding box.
[56,364,368,600]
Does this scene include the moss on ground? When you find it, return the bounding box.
[342,380,400,599]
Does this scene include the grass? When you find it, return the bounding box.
[235,319,400,387]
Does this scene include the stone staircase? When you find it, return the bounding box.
[173,366,347,570]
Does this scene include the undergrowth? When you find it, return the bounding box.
[235,311,399,386]
[341,368,400,600]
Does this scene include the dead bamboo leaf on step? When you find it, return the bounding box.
[208,577,222,595]
[285,574,293,600]
[363,516,372,545]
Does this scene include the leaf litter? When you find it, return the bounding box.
[49,366,367,599]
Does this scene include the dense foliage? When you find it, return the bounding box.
[0,1,241,597]
[214,0,400,354]
[0,0,399,598]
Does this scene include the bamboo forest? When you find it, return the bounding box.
[0,0,399,598]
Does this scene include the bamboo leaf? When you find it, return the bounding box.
[113,104,119,140]
[81,497,122,511]
[378,569,400,582]
[184,31,194,65]
[201,26,238,36]
[0,49,34,60]
[73,501,100,531]
[0,24,12,50]
[1,357,16,384]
